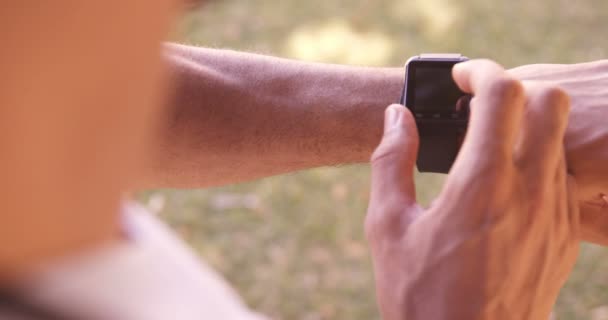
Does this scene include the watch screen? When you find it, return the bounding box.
[407,61,470,116]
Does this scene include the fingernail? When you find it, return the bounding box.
[385,105,402,133]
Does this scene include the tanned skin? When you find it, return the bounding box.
[152,44,403,187]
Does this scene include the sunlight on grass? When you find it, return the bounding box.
[391,0,462,39]
[285,19,394,66]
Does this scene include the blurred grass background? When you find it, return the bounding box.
[140,0,608,319]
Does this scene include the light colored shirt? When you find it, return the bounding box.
[4,203,266,320]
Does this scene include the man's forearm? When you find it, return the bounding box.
[149,47,608,197]
[146,43,403,188]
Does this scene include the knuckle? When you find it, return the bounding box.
[530,85,571,134]
[370,131,405,164]
[488,76,525,102]
[537,85,570,112]
[365,202,404,241]
[370,145,391,165]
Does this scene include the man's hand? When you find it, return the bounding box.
[366,60,579,320]
[510,61,608,245]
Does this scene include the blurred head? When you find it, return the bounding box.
[0,0,187,277]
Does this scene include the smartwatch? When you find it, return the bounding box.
[399,54,471,174]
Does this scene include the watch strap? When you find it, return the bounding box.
[415,123,465,173]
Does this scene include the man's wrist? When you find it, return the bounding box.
[342,67,404,163]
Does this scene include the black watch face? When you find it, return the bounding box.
[404,59,471,121]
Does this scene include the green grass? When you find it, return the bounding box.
[142,1,608,318]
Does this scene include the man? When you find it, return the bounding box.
[1,1,607,319]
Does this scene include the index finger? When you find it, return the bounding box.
[451,59,525,172]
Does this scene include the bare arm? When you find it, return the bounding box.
[146,44,403,188]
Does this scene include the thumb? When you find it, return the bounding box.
[369,104,419,220]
